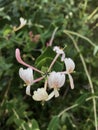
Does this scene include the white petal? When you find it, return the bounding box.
[53,46,65,61]
[20,17,27,26]
[32,88,48,101]
[26,85,31,96]
[68,74,74,89]
[61,53,65,61]
[48,71,65,89]
[19,68,34,85]
[64,58,75,73]
[46,91,55,101]
[53,46,63,54]
[54,88,59,97]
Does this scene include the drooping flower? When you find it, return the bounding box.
[64,58,75,73]
[19,68,34,96]
[64,58,75,89]
[48,71,65,97]
[53,46,65,61]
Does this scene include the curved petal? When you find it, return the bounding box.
[15,48,43,74]
[53,46,65,61]
[64,58,75,73]
[26,85,31,96]
[68,74,74,89]
[46,91,55,101]
[54,88,59,97]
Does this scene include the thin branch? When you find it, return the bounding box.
[48,53,60,72]
[49,27,58,46]
[58,104,78,117]
[12,109,26,130]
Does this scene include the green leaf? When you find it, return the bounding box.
[36,57,63,72]
[6,115,16,125]
[47,116,59,130]
[35,47,56,65]
[30,119,40,130]
[75,93,89,105]
[14,118,24,127]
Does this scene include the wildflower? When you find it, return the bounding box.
[19,68,34,96]
[32,88,49,101]
[53,46,65,61]
[48,71,65,97]
[32,88,55,101]
[20,17,27,27]
[64,58,75,89]
[13,17,27,32]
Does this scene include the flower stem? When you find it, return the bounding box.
[48,53,60,72]
[58,104,78,117]
[33,76,45,83]
[12,108,26,130]
[44,79,48,90]
[49,27,58,46]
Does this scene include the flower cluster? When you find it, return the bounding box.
[15,46,75,102]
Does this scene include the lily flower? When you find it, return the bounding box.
[19,68,34,96]
[13,17,27,32]
[64,58,75,89]
[47,71,65,97]
[53,46,65,61]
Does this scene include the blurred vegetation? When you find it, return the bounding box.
[0,0,98,130]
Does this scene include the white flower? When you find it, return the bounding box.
[20,17,27,27]
[32,88,55,101]
[53,46,65,61]
[64,58,75,73]
[13,17,27,31]
[48,71,65,97]
[32,88,48,101]
[19,68,34,96]
[64,58,75,89]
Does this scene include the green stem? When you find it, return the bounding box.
[63,30,96,47]
[64,31,97,130]
[87,7,98,21]
[49,27,58,46]
[12,109,26,130]
[48,53,60,72]
[83,0,88,12]
[58,104,78,117]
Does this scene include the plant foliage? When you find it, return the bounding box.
[0,0,98,130]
